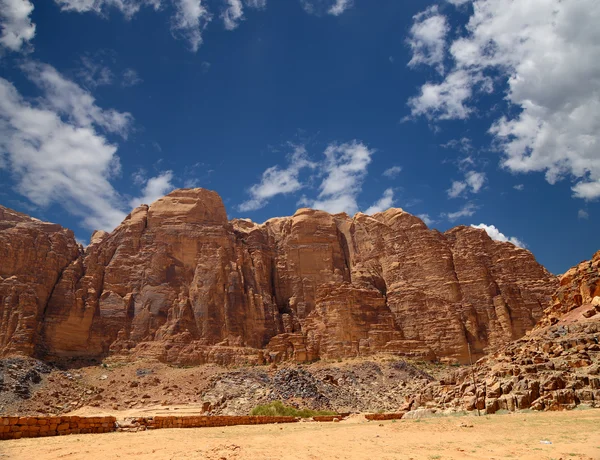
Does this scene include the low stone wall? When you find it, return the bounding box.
[119,415,299,431]
[0,416,116,440]
[365,412,406,421]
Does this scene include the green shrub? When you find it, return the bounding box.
[250,401,337,418]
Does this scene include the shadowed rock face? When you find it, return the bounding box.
[0,189,558,365]
[0,207,80,356]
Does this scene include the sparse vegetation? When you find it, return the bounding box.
[250,401,337,418]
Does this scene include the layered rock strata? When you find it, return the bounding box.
[0,189,558,365]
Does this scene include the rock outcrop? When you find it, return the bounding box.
[415,251,600,413]
[0,189,558,365]
[0,207,80,356]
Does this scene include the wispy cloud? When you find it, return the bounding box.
[383,165,402,179]
[238,145,316,212]
[442,202,478,222]
[365,188,394,214]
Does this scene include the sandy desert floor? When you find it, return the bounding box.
[1,410,599,460]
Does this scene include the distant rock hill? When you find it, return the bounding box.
[0,188,558,365]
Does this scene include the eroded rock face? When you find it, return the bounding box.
[1,189,558,364]
[415,251,600,413]
[0,206,80,356]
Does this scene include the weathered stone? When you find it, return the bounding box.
[0,189,558,364]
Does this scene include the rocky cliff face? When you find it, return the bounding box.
[1,189,558,365]
[415,251,600,413]
[0,207,80,356]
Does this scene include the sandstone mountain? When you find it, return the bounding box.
[0,188,558,366]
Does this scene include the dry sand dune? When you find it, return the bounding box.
[1,410,599,460]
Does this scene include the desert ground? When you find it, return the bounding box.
[1,410,599,460]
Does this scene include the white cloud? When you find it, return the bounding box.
[513,184,524,191]
[471,223,525,248]
[240,141,376,215]
[408,69,491,120]
[328,0,352,16]
[308,141,374,214]
[447,180,467,199]
[21,61,133,138]
[0,73,127,231]
[442,202,477,222]
[129,171,175,208]
[407,6,448,74]
[0,62,172,232]
[447,170,485,198]
[222,0,243,30]
[122,68,143,87]
[54,0,209,51]
[578,209,589,220]
[171,0,211,52]
[408,0,600,200]
[446,0,470,5]
[54,0,160,18]
[300,0,352,16]
[418,213,435,226]
[383,165,402,178]
[465,170,485,193]
[238,145,316,212]
[365,188,394,214]
[0,0,35,52]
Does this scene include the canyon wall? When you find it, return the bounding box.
[0,188,558,364]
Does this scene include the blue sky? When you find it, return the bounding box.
[0,0,598,274]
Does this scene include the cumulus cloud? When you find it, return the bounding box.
[240,141,376,215]
[171,0,211,52]
[365,188,394,214]
[129,171,175,208]
[22,61,133,137]
[0,62,173,232]
[222,0,243,30]
[447,170,485,198]
[0,73,127,231]
[307,141,374,214]
[471,223,525,248]
[407,6,448,74]
[383,165,402,178]
[408,0,600,200]
[0,0,36,52]
[442,202,477,222]
[238,145,316,212]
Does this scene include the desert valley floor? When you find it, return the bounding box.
[1,410,599,460]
